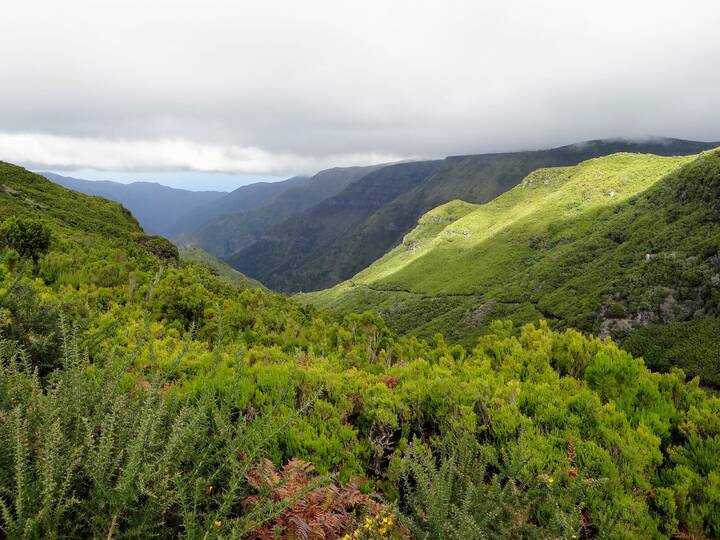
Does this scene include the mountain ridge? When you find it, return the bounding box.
[304,148,720,386]
[40,172,226,237]
[227,137,720,292]
[180,164,387,258]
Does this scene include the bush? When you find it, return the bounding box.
[399,436,583,539]
[137,234,179,262]
[0,217,51,264]
[0,327,315,538]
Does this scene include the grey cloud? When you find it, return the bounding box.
[1,0,719,176]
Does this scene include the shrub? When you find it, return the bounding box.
[137,234,179,262]
[0,326,314,538]
[399,437,582,539]
[0,217,51,264]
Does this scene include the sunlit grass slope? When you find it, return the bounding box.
[304,150,720,385]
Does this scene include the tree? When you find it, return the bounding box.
[0,216,51,263]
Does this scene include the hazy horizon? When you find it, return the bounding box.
[37,168,288,192]
[35,133,720,191]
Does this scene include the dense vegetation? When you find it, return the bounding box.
[228,138,718,293]
[307,149,720,388]
[1,162,720,538]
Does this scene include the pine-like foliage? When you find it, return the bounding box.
[0,320,310,539]
[400,436,587,539]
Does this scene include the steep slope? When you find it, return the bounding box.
[182,164,384,258]
[6,165,144,240]
[229,138,719,292]
[228,160,442,291]
[3,161,720,539]
[305,149,720,386]
[178,245,265,290]
[173,175,310,236]
[3,162,261,292]
[40,172,226,236]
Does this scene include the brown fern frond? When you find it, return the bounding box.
[244,460,390,540]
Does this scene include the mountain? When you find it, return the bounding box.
[2,160,720,539]
[305,148,720,387]
[40,172,226,237]
[171,175,310,238]
[179,245,265,290]
[227,160,441,289]
[180,164,386,259]
[228,138,719,293]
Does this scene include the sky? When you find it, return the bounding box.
[1,0,719,190]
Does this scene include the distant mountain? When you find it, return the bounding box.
[305,148,720,387]
[180,164,385,258]
[40,172,226,237]
[172,175,311,238]
[228,138,719,292]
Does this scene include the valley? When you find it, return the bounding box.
[4,140,720,539]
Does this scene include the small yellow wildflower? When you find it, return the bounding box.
[213,520,222,528]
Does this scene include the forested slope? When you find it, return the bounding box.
[182,164,384,258]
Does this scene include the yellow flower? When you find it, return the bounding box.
[213,520,222,528]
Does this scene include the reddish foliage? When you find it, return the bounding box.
[244,459,384,540]
[379,376,400,389]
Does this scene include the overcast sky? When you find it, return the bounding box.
[1,0,719,189]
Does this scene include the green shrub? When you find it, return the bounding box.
[0,217,51,264]
[137,234,179,262]
[0,327,313,538]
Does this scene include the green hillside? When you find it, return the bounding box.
[229,139,719,293]
[228,160,441,291]
[305,150,720,386]
[2,162,720,538]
